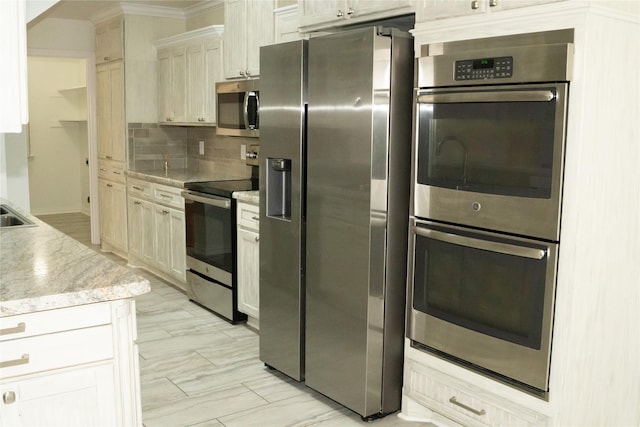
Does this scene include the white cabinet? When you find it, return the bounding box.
[127,178,186,288]
[95,16,124,64]
[275,5,303,43]
[156,26,224,125]
[298,0,413,31]
[223,0,275,79]
[0,300,142,426]
[236,200,260,326]
[98,161,127,255]
[157,46,186,124]
[415,0,564,22]
[96,61,125,162]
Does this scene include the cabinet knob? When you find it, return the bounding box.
[336,9,344,17]
[104,56,110,61]
[254,236,259,242]
[245,70,251,76]
[3,391,16,405]
[489,0,498,6]
[471,0,480,9]
[240,70,246,77]
[347,7,354,15]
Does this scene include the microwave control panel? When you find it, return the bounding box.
[455,56,513,81]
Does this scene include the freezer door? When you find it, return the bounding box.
[305,27,411,418]
[258,40,307,381]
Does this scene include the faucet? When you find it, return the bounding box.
[436,136,468,183]
[162,153,169,172]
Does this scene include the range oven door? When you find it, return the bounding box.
[413,83,568,241]
[407,218,558,392]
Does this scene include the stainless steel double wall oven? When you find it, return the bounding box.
[407,30,574,395]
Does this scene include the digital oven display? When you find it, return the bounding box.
[455,56,513,80]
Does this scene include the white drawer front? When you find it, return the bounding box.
[154,184,183,209]
[0,325,113,380]
[237,202,259,231]
[128,178,153,199]
[98,160,126,183]
[0,304,111,342]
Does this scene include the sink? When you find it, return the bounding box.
[0,204,36,228]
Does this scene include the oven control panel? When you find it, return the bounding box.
[455,56,513,80]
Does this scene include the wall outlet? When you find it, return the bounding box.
[240,144,247,160]
[199,140,205,155]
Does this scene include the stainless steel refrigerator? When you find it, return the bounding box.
[259,27,413,419]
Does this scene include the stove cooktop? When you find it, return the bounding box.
[184,179,259,198]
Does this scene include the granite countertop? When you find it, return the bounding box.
[0,201,150,317]
[127,168,251,188]
[233,190,259,204]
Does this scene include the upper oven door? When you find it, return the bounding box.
[413,83,568,241]
[183,191,234,284]
[216,80,259,138]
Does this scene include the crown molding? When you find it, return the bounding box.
[185,0,224,19]
[92,2,189,24]
[154,24,224,48]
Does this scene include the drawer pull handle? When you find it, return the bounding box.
[133,186,143,191]
[160,194,172,199]
[449,397,486,416]
[0,354,30,369]
[252,216,259,221]
[0,322,25,336]
[100,168,108,172]
[3,391,16,404]
[134,201,141,205]
[162,210,170,215]
[254,236,259,242]
[112,171,121,175]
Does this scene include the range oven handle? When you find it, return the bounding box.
[414,227,546,260]
[181,191,231,209]
[417,90,555,104]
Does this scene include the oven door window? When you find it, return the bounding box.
[184,199,232,273]
[413,225,550,349]
[416,84,566,199]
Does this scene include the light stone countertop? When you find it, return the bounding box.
[233,190,259,204]
[0,201,150,317]
[127,168,251,188]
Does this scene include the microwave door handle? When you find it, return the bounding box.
[243,91,250,129]
[181,191,231,209]
[414,227,546,260]
[417,90,555,104]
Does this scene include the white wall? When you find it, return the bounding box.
[27,56,87,215]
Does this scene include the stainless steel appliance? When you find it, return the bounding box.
[182,179,258,322]
[259,27,413,419]
[215,79,259,137]
[407,30,573,395]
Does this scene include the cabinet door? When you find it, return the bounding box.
[237,227,260,319]
[204,38,223,123]
[497,0,565,11]
[245,0,275,77]
[128,197,154,265]
[416,0,486,21]
[169,208,186,282]
[95,23,109,64]
[109,62,125,162]
[98,179,112,243]
[158,49,172,122]
[96,65,111,160]
[186,43,205,123]
[0,364,118,427]
[111,181,128,253]
[105,18,124,62]
[349,0,413,18]
[223,0,247,79]
[299,0,347,28]
[171,46,187,123]
[154,206,171,274]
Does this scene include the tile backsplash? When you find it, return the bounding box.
[128,123,254,179]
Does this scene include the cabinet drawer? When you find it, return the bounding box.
[0,325,113,380]
[128,178,153,199]
[98,160,126,184]
[405,360,549,427]
[154,184,183,209]
[0,304,111,342]
[237,202,259,231]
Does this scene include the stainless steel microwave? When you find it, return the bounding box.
[216,79,259,138]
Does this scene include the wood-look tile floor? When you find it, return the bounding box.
[38,213,434,427]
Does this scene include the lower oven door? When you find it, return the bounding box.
[407,218,558,392]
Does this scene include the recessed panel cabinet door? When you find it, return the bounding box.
[186,43,205,123]
[237,227,259,319]
[158,49,172,122]
[204,38,223,122]
[169,208,186,282]
[109,62,125,163]
[96,65,111,160]
[154,206,171,274]
[223,0,246,79]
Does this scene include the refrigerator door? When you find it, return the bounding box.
[259,40,307,381]
[306,27,412,418]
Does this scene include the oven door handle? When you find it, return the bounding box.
[181,191,231,209]
[417,90,555,104]
[414,227,546,260]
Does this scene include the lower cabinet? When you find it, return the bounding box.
[98,177,127,255]
[236,199,259,327]
[127,178,186,289]
[0,300,142,426]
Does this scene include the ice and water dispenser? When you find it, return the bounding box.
[266,158,291,220]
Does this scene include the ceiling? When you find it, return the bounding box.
[40,0,203,21]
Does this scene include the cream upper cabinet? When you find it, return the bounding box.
[223,0,275,79]
[415,0,565,22]
[156,26,224,125]
[95,16,124,64]
[298,0,413,31]
[96,61,125,163]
